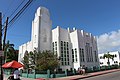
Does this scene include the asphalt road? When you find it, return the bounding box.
[80,70,120,80]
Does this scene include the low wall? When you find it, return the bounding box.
[4,65,120,79]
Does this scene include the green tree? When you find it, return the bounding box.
[35,50,59,71]
[22,50,59,71]
[4,41,18,62]
[103,52,114,66]
[22,51,29,69]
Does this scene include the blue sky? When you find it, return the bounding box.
[0,0,120,53]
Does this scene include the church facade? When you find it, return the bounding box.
[18,7,99,70]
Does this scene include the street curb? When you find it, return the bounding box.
[43,69,120,80]
[76,69,120,80]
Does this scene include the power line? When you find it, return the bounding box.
[8,0,34,26]
[2,0,14,19]
[7,33,30,38]
[2,0,35,35]
[0,1,35,79]
[2,0,25,30]
[9,0,25,18]
[7,0,35,32]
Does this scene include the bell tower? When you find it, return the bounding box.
[31,7,52,51]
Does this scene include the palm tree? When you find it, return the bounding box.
[4,40,18,62]
[103,52,114,66]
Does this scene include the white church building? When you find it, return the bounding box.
[18,7,99,70]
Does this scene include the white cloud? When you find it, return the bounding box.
[97,30,120,53]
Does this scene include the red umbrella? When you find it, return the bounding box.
[2,60,24,68]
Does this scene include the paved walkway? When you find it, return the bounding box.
[4,75,35,80]
[3,69,120,80]
[48,69,120,80]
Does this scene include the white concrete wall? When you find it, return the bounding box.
[18,41,32,63]
[77,30,86,66]
[70,30,80,70]
[52,27,99,70]
[82,31,99,68]
[31,7,52,51]
[69,29,99,70]
[19,7,99,71]
[38,7,52,51]
[31,16,39,50]
[19,7,52,63]
[52,26,60,57]
[52,26,72,70]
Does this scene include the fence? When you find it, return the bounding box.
[3,64,120,79]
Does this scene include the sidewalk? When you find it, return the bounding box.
[4,74,35,80]
[3,69,120,80]
[48,69,120,80]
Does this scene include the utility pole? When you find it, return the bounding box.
[0,14,9,80]
[3,17,9,66]
[0,13,2,50]
[3,17,9,51]
[0,12,3,80]
[0,1,35,80]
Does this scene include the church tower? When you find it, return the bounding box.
[31,7,52,51]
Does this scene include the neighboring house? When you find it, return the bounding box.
[18,6,99,70]
[99,51,120,66]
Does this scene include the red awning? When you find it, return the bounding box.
[2,60,24,68]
